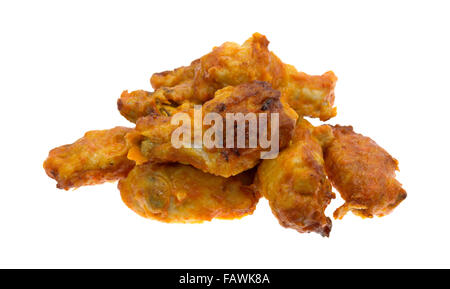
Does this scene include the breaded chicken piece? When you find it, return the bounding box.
[255,119,335,237]
[44,127,135,190]
[126,81,297,177]
[150,33,337,120]
[118,163,259,223]
[117,89,193,123]
[323,125,407,219]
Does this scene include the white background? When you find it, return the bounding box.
[1,0,449,268]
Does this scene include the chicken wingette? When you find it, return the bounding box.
[119,163,259,223]
[43,127,135,190]
[323,125,407,219]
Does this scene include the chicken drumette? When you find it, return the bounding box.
[255,119,335,237]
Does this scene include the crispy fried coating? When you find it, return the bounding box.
[150,33,337,120]
[255,119,335,237]
[323,125,407,219]
[126,81,297,177]
[151,59,198,89]
[117,89,192,123]
[118,163,259,223]
[43,127,135,190]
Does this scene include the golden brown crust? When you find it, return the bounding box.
[126,81,297,177]
[43,127,135,190]
[151,59,199,89]
[255,119,335,237]
[323,125,407,219]
[146,33,337,120]
[117,89,187,123]
[118,163,259,223]
[42,31,409,235]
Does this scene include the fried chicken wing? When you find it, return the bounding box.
[149,33,337,120]
[126,81,297,177]
[255,119,335,237]
[44,127,135,190]
[42,31,407,235]
[118,163,259,223]
[323,125,407,219]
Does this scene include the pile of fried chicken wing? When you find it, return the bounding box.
[44,33,406,237]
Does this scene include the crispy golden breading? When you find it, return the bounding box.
[42,32,407,235]
[255,119,335,237]
[118,163,259,223]
[151,59,198,89]
[126,81,297,177]
[43,127,135,190]
[117,89,192,123]
[150,33,337,120]
[323,125,407,219]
